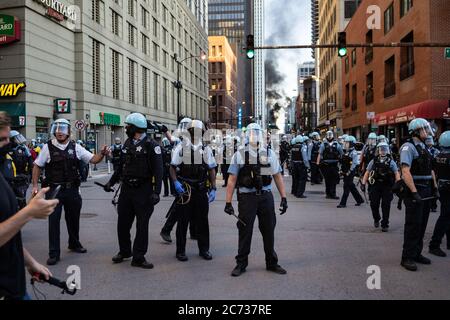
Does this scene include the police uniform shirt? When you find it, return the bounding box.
[400,139,433,180]
[171,141,217,169]
[348,150,361,171]
[307,142,313,161]
[228,147,282,193]
[34,139,94,167]
[301,144,311,169]
[366,158,399,173]
[319,141,344,162]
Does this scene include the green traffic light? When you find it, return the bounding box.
[246,49,255,59]
[338,48,347,57]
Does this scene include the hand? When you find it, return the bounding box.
[412,192,422,203]
[27,261,52,282]
[161,125,168,133]
[31,186,39,198]
[151,193,160,205]
[224,202,234,215]
[360,183,366,193]
[26,188,59,219]
[208,188,216,203]
[279,197,288,215]
[103,182,114,192]
[100,145,110,156]
[174,180,185,194]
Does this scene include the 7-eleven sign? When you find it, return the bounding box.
[54,98,71,113]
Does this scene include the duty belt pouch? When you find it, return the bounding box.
[438,181,450,192]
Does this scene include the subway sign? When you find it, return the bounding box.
[0,14,21,45]
[0,82,26,97]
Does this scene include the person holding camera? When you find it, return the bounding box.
[0,112,59,300]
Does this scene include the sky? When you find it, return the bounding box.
[265,0,313,100]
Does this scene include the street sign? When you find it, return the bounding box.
[446,48,450,59]
[327,102,335,107]
[367,112,376,120]
[75,120,86,131]
[325,120,331,125]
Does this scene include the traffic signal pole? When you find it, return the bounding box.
[247,42,450,50]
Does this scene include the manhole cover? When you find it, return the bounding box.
[305,191,325,195]
[80,213,98,218]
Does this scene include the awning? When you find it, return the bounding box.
[374,100,450,126]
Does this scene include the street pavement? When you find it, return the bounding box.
[22,172,450,300]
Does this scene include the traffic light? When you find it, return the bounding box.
[246,34,255,59]
[337,32,347,57]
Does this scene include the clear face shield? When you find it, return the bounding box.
[367,138,377,146]
[51,123,70,137]
[378,145,390,158]
[344,141,353,151]
[247,129,263,145]
[326,132,334,141]
[12,134,27,145]
[419,124,434,138]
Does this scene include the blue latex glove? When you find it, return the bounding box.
[208,188,216,203]
[174,180,185,194]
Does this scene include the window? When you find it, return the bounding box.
[128,23,137,47]
[153,42,159,62]
[351,49,357,67]
[141,6,148,29]
[344,0,361,19]
[163,78,168,112]
[153,18,158,38]
[365,30,373,64]
[400,0,413,17]
[92,38,103,94]
[400,31,415,80]
[218,45,223,56]
[142,66,149,107]
[153,72,159,109]
[111,10,122,37]
[153,0,158,13]
[112,50,121,99]
[128,59,136,104]
[345,57,349,74]
[218,62,223,73]
[345,84,350,108]
[366,72,374,105]
[351,84,357,110]
[384,55,396,98]
[92,0,104,25]
[163,50,168,68]
[127,0,136,18]
[211,62,216,73]
[141,33,149,55]
[212,46,216,56]
[384,3,394,34]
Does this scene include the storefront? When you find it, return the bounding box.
[0,102,26,132]
[374,100,450,144]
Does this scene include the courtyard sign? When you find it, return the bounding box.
[0,14,21,45]
[34,0,78,22]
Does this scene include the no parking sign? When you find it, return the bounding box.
[75,120,86,131]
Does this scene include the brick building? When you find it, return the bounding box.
[342,0,450,142]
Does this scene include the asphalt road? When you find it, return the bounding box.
[22,172,450,300]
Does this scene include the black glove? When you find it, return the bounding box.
[360,183,366,193]
[104,182,113,192]
[161,125,168,133]
[224,202,234,215]
[411,192,422,203]
[279,197,288,215]
[151,193,160,205]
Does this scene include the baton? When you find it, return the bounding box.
[232,213,247,226]
[94,181,115,192]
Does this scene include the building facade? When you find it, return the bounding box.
[0,0,209,149]
[297,61,316,101]
[316,0,360,135]
[208,35,237,130]
[253,0,265,129]
[299,77,318,132]
[341,0,450,142]
[311,0,319,59]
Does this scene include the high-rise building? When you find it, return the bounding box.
[253,0,265,128]
[0,0,209,147]
[207,0,252,120]
[297,61,316,101]
[316,0,361,135]
[311,0,319,59]
[208,36,237,130]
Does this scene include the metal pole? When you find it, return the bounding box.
[216,92,219,130]
[176,55,181,122]
[251,42,450,50]
[326,78,330,131]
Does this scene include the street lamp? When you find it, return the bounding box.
[173,52,207,122]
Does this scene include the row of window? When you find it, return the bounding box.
[92,38,207,119]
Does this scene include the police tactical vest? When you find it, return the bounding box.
[112,144,122,161]
[237,150,272,189]
[364,146,376,166]
[434,151,450,181]
[45,140,80,184]
[323,141,340,161]
[372,156,395,185]
[409,140,433,177]
[311,141,320,161]
[178,145,209,182]
[10,146,29,175]
[291,144,303,162]
[162,146,172,164]
[122,138,153,179]
[341,152,353,173]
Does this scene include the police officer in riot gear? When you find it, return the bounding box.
[362,142,400,231]
[360,132,378,174]
[224,123,288,277]
[289,137,298,195]
[310,132,322,185]
[425,136,440,212]
[291,136,310,198]
[32,118,108,266]
[399,118,438,271]
[428,131,450,257]
[103,113,162,269]
[280,135,290,175]
[110,137,123,172]
[221,136,236,187]
[337,136,364,208]
[161,137,175,197]
[170,119,217,262]
[8,131,33,209]
[317,131,343,200]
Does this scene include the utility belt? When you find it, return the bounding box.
[179,177,208,191]
[413,179,433,188]
[10,174,30,186]
[42,180,80,189]
[321,161,338,166]
[122,177,151,188]
[239,189,271,197]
